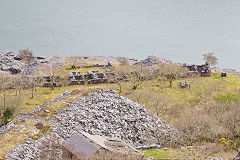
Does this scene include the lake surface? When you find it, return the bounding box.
[0,0,240,69]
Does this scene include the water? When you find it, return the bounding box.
[0,0,240,69]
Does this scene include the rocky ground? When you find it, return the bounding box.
[5,88,184,160]
[0,50,48,75]
[134,55,173,66]
[51,88,184,147]
[1,50,240,77]
[0,89,74,136]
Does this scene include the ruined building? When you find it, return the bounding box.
[68,69,111,85]
[183,62,211,77]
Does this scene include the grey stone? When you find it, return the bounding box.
[0,50,48,75]
[44,110,50,113]
[5,87,185,160]
[233,149,240,160]
[210,158,223,160]
[135,55,172,66]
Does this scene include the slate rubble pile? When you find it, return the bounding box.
[52,88,183,146]
[212,67,240,75]
[135,55,173,66]
[6,135,63,160]
[0,50,48,75]
[6,88,184,160]
[0,50,25,74]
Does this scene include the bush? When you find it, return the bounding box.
[213,92,240,104]
[177,104,240,145]
[1,106,15,124]
[19,48,33,64]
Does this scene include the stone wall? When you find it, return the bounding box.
[68,69,111,85]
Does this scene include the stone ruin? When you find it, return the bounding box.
[183,62,211,77]
[179,81,190,89]
[37,69,111,88]
[221,72,227,77]
[41,76,61,87]
[62,132,143,160]
[68,69,111,85]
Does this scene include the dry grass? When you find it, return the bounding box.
[1,68,240,159]
[0,120,37,159]
[0,86,103,159]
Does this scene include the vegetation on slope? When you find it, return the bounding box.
[1,54,240,159]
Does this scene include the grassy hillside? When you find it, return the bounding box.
[104,71,240,159]
[1,62,240,159]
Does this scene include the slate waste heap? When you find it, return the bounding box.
[6,88,185,160]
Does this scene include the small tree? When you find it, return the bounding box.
[128,65,153,90]
[39,63,64,90]
[0,73,13,108]
[65,56,82,69]
[203,53,218,66]
[117,57,129,66]
[157,64,188,87]
[109,66,129,93]
[19,48,33,64]
[1,106,15,124]
[26,76,39,98]
[110,65,153,91]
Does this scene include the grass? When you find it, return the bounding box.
[0,86,104,159]
[1,70,240,159]
[16,85,103,114]
[0,120,37,159]
[141,149,185,159]
[141,146,237,160]
[31,123,51,140]
[102,71,240,124]
[57,64,108,74]
[106,72,240,104]
[17,86,76,113]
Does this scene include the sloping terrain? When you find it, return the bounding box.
[5,88,184,160]
[52,88,183,146]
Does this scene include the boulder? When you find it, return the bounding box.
[233,149,240,160]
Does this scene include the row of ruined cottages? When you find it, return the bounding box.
[41,69,112,87]
[68,69,111,85]
[41,63,226,87]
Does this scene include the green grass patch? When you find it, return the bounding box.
[213,91,240,104]
[141,149,184,159]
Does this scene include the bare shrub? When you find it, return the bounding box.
[109,65,129,93]
[126,65,154,90]
[156,64,189,87]
[111,65,154,90]
[126,89,173,116]
[39,63,66,89]
[117,57,129,66]
[0,73,22,125]
[19,48,33,64]
[190,79,228,104]
[177,103,240,144]
[203,53,218,66]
